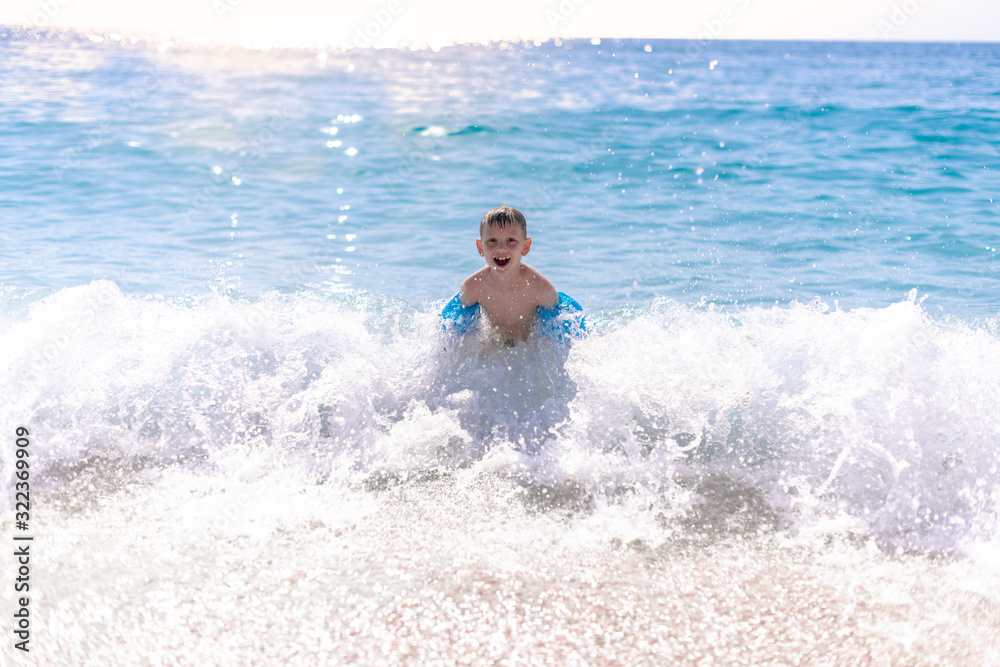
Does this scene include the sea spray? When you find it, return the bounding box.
[2,282,998,556]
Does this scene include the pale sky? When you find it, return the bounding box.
[2,0,999,46]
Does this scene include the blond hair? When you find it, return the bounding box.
[479,205,527,237]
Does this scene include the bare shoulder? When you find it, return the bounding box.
[522,264,558,308]
[460,268,489,306]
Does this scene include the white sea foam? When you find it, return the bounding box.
[2,281,998,558]
[3,282,1000,665]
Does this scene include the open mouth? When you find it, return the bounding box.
[494,257,511,267]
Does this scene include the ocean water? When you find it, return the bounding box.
[2,27,1000,665]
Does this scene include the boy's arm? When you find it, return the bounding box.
[442,276,483,335]
[460,273,482,307]
[534,272,559,309]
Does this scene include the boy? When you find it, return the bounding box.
[458,205,559,344]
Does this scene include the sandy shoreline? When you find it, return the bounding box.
[3,472,999,666]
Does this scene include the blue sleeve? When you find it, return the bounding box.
[441,293,481,334]
[536,292,586,341]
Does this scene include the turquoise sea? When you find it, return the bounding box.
[2,28,1000,665]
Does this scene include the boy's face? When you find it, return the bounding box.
[477,224,531,272]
